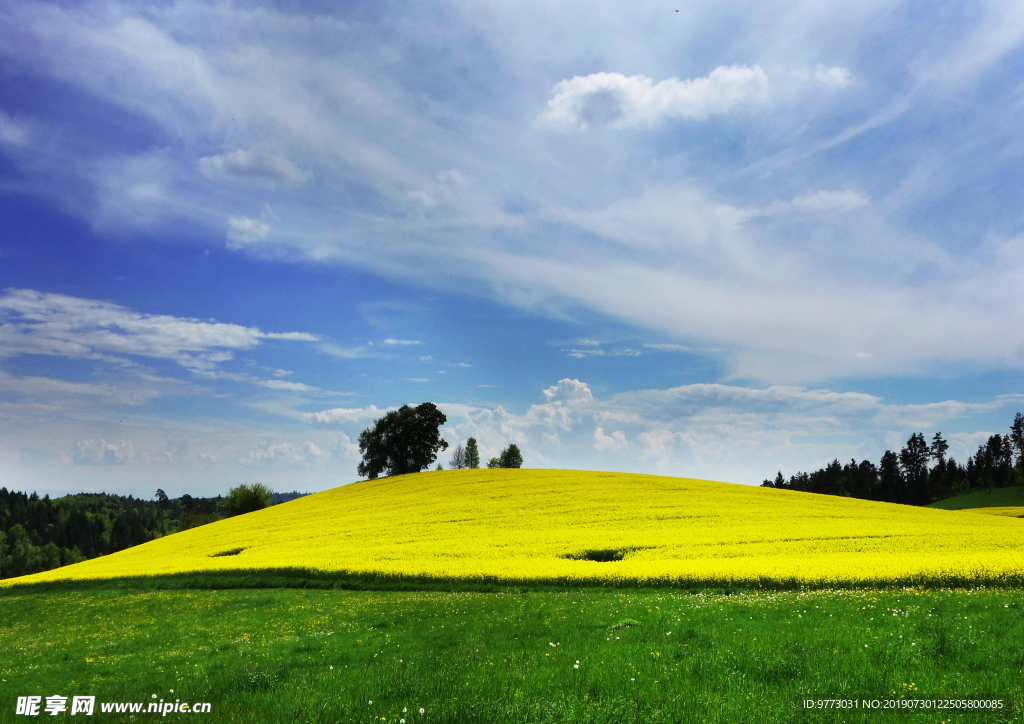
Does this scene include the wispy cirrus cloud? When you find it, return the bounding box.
[0,289,318,372]
[198,148,310,186]
[3,0,1023,385]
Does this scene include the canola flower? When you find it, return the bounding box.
[4,469,1024,588]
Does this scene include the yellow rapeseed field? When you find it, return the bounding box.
[5,470,1024,588]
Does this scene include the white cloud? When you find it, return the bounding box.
[594,427,628,452]
[0,289,317,372]
[814,65,853,88]
[318,343,375,359]
[73,438,134,465]
[254,379,317,392]
[790,65,854,89]
[302,405,388,426]
[239,441,331,466]
[753,189,871,216]
[535,66,769,131]
[0,110,29,146]
[226,216,271,248]
[564,347,641,358]
[2,0,1023,386]
[383,338,421,346]
[423,379,1019,484]
[541,378,594,405]
[198,148,310,185]
[643,343,691,352]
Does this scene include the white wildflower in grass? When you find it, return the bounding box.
[420,709,425,715]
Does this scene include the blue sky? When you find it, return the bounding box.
[1,0,1023,496]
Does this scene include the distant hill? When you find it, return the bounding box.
[927,486,1024,517]
[271,491,309,504]
[6,469,1024,590]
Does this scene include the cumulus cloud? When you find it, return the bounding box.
[594,427,628,452]
[0,289,317,372]
[239,441,330,466]
[288,377,1021,484]
[73,438,134,465]
[535,66,769,131]
[471,379,1016,481]
[541,378,594,405]
[226,216,271,248]
[198,148,310,185]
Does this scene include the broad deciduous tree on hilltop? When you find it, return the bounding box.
[225,483,273,516]
[357,402,448,479]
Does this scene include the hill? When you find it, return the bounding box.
[926,485,1024,518]
[5,469,1024,589]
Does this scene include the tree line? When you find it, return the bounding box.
[0,483,296,580]
[762,412,1024,505]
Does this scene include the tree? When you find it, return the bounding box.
[899,433,930,504]
[357,402,448,479]
[155,488,170,510]
[224,483,273,516]
[878,450,903,503]
[464,437,480,469]
[485,444,523,469]
[930,433,948,464]
[449,443,466,470]
[1010,412,1024,470]
[501,444,524,469]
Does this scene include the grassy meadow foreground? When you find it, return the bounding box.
[5,470,1024,589]
[1,586,1022,723]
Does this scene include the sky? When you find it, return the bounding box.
[1,0,1023,497]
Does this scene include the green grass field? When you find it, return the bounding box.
[928,486,1024,514]
[1,585,1022,723]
